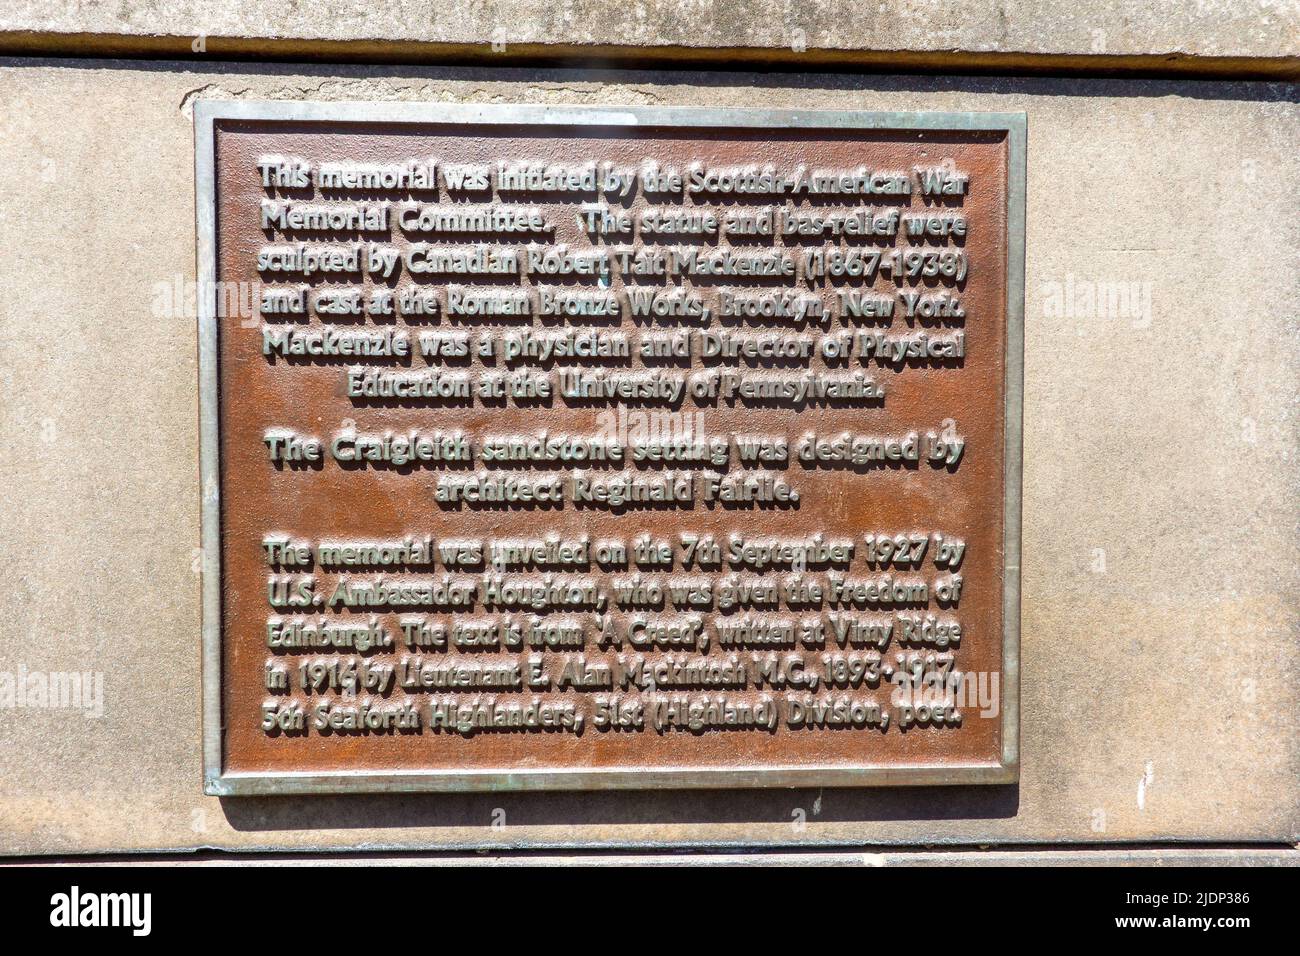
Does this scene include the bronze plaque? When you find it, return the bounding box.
[196,103,1024,794]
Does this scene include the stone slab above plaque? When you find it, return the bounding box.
[196,102,1024,794]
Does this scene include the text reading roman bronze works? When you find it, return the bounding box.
[197,103,1024,793]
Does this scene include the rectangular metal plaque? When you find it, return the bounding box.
[197,102,1023,794]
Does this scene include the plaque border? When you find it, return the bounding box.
[196,101,1025,796]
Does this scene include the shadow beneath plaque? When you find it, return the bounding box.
[219,784,1019,836]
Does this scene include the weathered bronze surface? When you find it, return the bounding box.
[199,103,1022,793]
